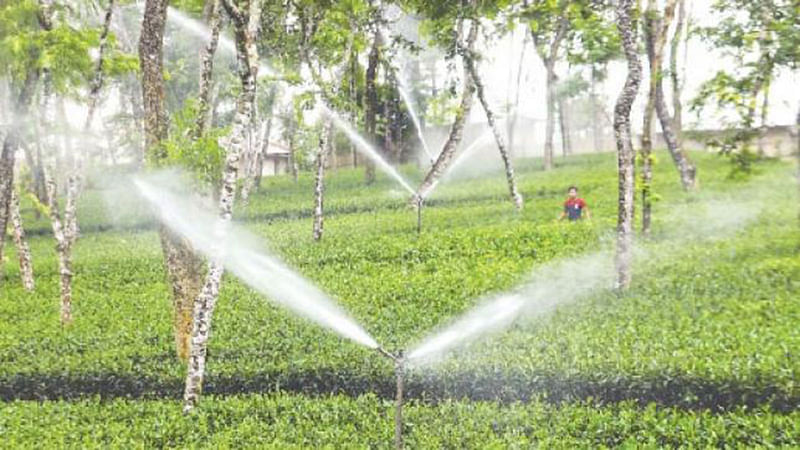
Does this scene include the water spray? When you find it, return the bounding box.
[376,346,396,361]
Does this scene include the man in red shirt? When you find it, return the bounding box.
[559,185,591,221]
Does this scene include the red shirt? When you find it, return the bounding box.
[564,198,587,220]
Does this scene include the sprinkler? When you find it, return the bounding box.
[375,347,405,450]
[376,346,396,361]
[394,350,405,450]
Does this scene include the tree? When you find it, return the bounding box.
[506,31,528,157]
[413,18,477,202]
[193,0,221,139]
[32,0,116,325]
[693,0,797,172]
[8,189,34,291]
[183,0,262,413]
[363,6,382,184]
[461,22,524,210]
[650,0,696,191]
[523,0,619,169]
[525,1,568,170]
[313,120,334,241]
[668,0,686,141]
[0,132,14,272]
[639,0,672,235]
[0,1,43,278]
[139,0,206,360]
[84,0,115,131]
[613,0,641,291]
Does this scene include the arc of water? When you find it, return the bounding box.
[425,131,493,199]
[396,74,435,164]
[322,106,416,195]
[134,176,379,349]
[132,5,276,78]
[406,252,612,365]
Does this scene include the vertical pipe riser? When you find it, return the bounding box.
[395,352,405,450]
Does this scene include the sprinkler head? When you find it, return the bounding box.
[394,349,405,369]
[377,346,397,361]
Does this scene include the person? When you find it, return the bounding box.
[559,185,591,221]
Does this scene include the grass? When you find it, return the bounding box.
[1,151,798,447]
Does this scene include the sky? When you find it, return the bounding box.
[463,0,799,132]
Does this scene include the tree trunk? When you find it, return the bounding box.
[558,95,571,157]
[38,1,78,323]
[241,117,269,202]
[45,172,72,324]
[23,144,45,209]
[757,75,771,156]
[313,120,334,241]
[508,33,528,158]
[1,31,40,272]
[348,45,358,169]
[139,0,206,360]
[183,0,260,413]
[650,0,696,191]
[613,0,641,291]
[288,128,299,183]
[9,189,34,291]
[544,64,557,170]
[84,0,115,131]
[139,0,169,160]
[413,20,478,202]
[532,18,567,171]
[462,37,523,210]
[654,71,695,190]
[41,98,82,326]
[669,0,685,143]
[193,0,221,139]
[254,113,273,190]
[590,69,599,153]
[0,135,14,269]
[252,87,277,192]
[641,2,658,236]
[159,232,206,360]
[364,26,381,185]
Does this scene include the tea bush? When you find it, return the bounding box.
[1,151,797,447]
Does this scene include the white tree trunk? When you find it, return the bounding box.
[614,0,642,291]
[544,64,556,170]
[44,167,73,324]
[10,189,35,291]
[414,21,478,202]
[463,38,523,210]
[183,0,260,413]
[194,0,221,139]
[0,135,14,270]
[84,0,115,131]
[313,120,334,241]
[240,117,269,203]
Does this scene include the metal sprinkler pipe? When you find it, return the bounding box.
[394,350,405,450]
[376,346,397,361]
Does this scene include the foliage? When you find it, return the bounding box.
[693,0,800,170]
[0,0,136,96]
[1,152,797,446]
[162,100,227,190]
